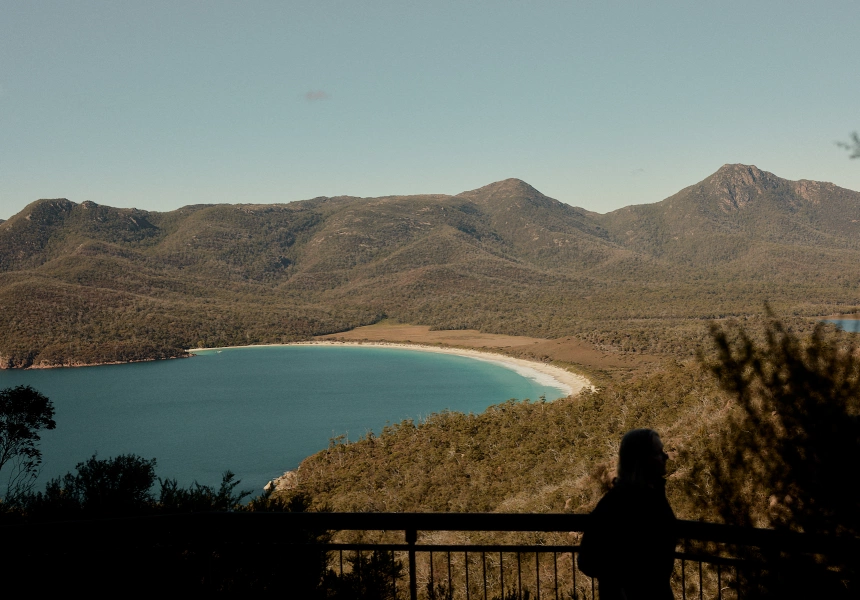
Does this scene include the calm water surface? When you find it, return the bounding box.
[825,319,860,333]
[0,346,565,491]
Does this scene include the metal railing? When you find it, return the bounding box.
[3,512,858,598]
[285,513,859,599]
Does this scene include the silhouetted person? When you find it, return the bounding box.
[578,428,676,600]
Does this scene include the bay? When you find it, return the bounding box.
[0,345,565,492]
[825,319,860,333]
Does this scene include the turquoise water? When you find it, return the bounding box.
[825,319,860,333]
[0,345,565,491]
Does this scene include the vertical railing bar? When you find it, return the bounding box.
[736,564,741,600]
[572,550,577,599]
[391,549,397,599]
[553,551,559,600]
[500,552,504,599]
[682,558,686,600]
[517,552,522,597]
[406,529,418,600]
[466,551,471,600]
[482,551,487,600]
[430,550,434,595]
[698,560,703,600]
[536,551,541,600]
[590,576,595,600]
[718,563,722,600]
[448,551,452,595]
[683,538,688,600]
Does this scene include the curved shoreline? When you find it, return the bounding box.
[190,341,593,398]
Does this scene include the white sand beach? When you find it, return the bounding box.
[193,340,593,397]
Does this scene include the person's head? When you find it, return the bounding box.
[616,428,668,487]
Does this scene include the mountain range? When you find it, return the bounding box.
[1,164,858,368]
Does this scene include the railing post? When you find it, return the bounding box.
[406,527,418,600]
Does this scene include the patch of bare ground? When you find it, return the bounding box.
[317,323,662,382]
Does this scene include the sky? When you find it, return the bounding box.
[2,1,859,220]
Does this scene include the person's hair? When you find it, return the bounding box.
[616,428,661,486]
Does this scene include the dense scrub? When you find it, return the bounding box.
[284,360,723,518]
[283,319,860,539]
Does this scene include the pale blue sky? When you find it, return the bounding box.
[2,1,858,219]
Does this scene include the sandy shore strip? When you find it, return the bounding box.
[191,341,593,398]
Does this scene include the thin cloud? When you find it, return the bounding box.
[304,90,329,102]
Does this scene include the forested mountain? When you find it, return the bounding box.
[1,165,858,368]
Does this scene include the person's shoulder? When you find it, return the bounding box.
[595,482,665,515]
[602,483,638,502]
[591,485,629,515]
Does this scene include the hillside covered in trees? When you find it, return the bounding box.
[271,318,859,547]
[1,164,858,368]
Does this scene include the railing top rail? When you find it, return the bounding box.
[3,511,858,556]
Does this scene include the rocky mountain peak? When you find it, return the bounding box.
[705,164,783,212]
[11,198,75,226]
[457,178,543,201]
[454,178,561,213]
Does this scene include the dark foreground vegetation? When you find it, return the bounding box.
[0,454,337,594]
[1,318,857,597]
